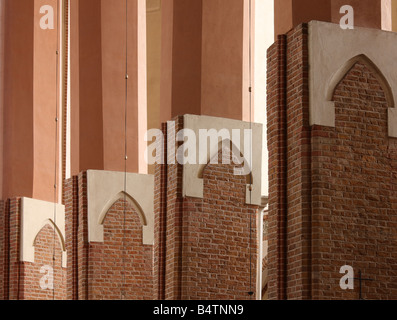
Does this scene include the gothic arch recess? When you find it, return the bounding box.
[197,139,253,186]
[33,219,66,253]
[328,54,395,108]
[98,191,148,227]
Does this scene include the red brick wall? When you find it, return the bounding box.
[0,198,67,300]
[65,171,154,300]
[311,61,397,300]
[267,23,397,300]
[88,199,153,300]
[181,149,258,300]
[155,116,259,300]
[21,224,66,300]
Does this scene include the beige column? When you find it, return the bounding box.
[393,0,397,31]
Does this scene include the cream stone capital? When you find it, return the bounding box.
[309,21,397,137]
[20,198,66,268]
[86,170,154,245]
[181,115,263,206]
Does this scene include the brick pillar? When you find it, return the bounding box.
[153,123,168,300]
[64,176,79,300]
[156,115,260,300]
[310,60,397,300]
[8,198,21,300]
[267,24,312,300]
[77,172,88,300]
[266,34,288,300]
[267,21,397,300]
[164,117,184,300]
[284,24,312,300]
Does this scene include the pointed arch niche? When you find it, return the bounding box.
[33,219,67,267]
[86,170,154,245]
[308,21,397,137]
[20,197,67,267]
[198,139,255,204]
[328,54,393,104]
[181,115,263,206]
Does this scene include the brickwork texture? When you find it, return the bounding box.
[267,23,397,300]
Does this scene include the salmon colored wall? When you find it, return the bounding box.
[331,0,382,29]
[147,0,162,132]
[33,0,60,202]
[275,0,384,38]
[159,0,202,123]
[172,0,202,118]
[1,0,64,202]
[147,0,162,175]
[0,0,4,199]
[70,0,79,177]
[160,0,250,123]
[201,0,246,120]
[2,0,35,200]
[70,0,146,175]
[393,0,397,31]
[274,0,293,39]
[101,0,140,173]
[159,0,173,124]
[293,0,331,26]
[77,0,104,172]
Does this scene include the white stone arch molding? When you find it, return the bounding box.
[181,114,263,206]
[20,198,67,268]
[86,170,154,245]
[308,21,397,137]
